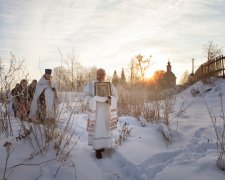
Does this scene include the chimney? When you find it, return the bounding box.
[192,58,194,74]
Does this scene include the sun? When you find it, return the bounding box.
[145,69,154,79]
[144,53,168,79]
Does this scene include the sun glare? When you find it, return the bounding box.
[145,69,154,79]
[145,53,168,79]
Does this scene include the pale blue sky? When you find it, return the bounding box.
[0,0,225,82]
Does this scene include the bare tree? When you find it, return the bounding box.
[57,48,63,90]
[204,41,223,61]
[0,52,24,90]
[85,66,97,82]
[179,70,189,85]
[129,54,152,83]
[0,53,25,137]
[65,51,79,91]
[53,65,98,92]
[135,54,152,82]
[53,66,70,91]
[152,70,165,84]
[63,50,87,91]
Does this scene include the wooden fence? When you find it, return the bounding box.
[194,55,225,81]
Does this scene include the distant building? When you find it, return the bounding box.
[159,61,176,89]
[188,73,195,84]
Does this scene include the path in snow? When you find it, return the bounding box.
[71,114,219,180]
[139,127,218,180]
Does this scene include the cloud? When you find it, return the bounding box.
[0,0,225,81]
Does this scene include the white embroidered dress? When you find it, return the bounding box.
[83,80,118,150]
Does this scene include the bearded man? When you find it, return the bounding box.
[83,68,118,159]
[29,69,58,125]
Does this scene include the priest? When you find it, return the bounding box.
[29,69,59,126]
[83,68,118,159]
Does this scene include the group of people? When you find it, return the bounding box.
[11,79,37,120]
[9,69,59,125]
[9,68,118,159]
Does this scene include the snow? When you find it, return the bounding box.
[1,77,225,180]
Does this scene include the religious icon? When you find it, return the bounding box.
[94,82,112,97]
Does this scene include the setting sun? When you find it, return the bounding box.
[145,53,168,79]
[145,69,154,79]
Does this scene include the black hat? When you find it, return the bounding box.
[45,69,52,75]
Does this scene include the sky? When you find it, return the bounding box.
[0,0,225,82]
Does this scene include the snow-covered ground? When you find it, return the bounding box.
[1,78,225,180]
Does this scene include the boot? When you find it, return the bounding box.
[95,150,102,159]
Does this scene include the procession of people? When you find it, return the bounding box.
[9,69,59,126]
[8,68,117,159]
